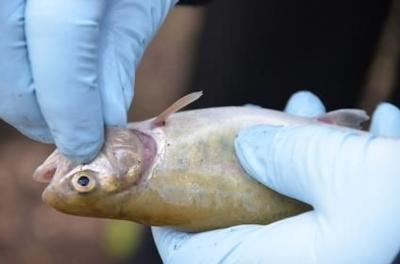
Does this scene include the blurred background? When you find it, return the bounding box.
[1,0,400,263]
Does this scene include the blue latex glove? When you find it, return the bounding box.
[152,91,400,263]
[0,0,177,163]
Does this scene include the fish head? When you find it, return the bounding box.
[33,127,156,219]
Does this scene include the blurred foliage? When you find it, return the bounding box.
[103,221,144,260]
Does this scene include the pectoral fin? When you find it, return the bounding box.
[152,91,203,127]
[317,109,369,129]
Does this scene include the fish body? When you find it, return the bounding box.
[34,94,367,232]
[126,107,312,231]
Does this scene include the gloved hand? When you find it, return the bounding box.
[152,91,400,263]
[0,0,177,163]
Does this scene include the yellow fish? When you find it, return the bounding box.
[34,92,368,232]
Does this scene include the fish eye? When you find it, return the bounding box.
[72,171,96,193]
[78,176,90,186]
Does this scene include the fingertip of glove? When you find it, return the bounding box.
[284,91,326,117]
[57,133,104,164]
[371,102,400,137]
[374,102,400,118]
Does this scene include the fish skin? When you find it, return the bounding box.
[36,106,365,232]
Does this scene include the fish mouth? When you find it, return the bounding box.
[33,167,56,183]
[41,185,54,204]
[41,183,67,210]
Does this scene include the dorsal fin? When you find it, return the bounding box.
[317,109,369,129]
[152,91,203,127]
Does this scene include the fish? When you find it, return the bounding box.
[33,92,368,232]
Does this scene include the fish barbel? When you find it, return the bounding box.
[33,92,368,232]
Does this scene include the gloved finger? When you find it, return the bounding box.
[98,0,178,126]
[0,0,52,143]
[234,124,364,206]
[152,212,319,264]
[370,103,400,137]
[284,91,326,117]
[26,0,106,163]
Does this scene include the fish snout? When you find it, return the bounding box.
[41,186,58,206]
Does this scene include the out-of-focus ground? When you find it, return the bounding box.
[360,0,400,112]
[132,7,204,121]
[0,140,110,263]
[0,7,204,264]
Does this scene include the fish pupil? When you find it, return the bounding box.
[78,176,90,187]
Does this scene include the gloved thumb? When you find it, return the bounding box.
[234,124,363,206]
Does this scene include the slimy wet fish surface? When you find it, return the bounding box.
[33,92,368,232]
